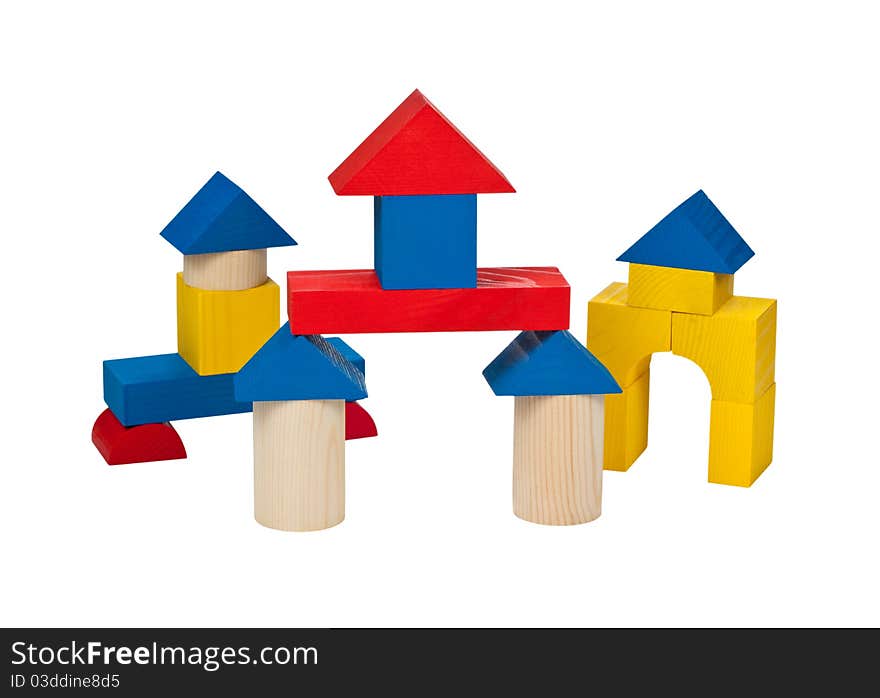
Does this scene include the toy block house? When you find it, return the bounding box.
[160,171,296,375]
[329,89,514,290]
[587,190,777,487]
[483,330,621,525]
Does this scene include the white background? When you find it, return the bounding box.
[1,1,877,627]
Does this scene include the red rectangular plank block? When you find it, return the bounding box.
[288,267,570,334]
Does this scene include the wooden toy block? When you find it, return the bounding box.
[103,353,251,426]
[345,401,378,440]
[374,194,477,289]
[177,273,280,376]
[587,282,672,387]
[483,330,620,397]
[513,395,604,525]
[627,263,733,315]
[92,409,186,465]
[287,267,570,334]
[618,190,754,274]
[253,399,345,531]
[602,369,650,472]
[672,296,777,403]
[160,171,296,254]
[708,382,776,486]
[235,324,367,402]
[182,249,267,291]
[329,89,515,196]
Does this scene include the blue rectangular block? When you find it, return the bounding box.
[103,353,252,426]
[374,194,477,290]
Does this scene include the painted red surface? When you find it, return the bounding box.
[328,89,515,195]
[92,408,187,465]
[345,401,378,440]
[287,267,570,334]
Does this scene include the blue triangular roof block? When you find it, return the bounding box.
[160,172,297,254]
[234,324,367,402]
[483,330,621,397]
[617,190,755,274]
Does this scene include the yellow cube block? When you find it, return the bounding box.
[672,296,776,402]
[587,282,671,387]
[177,273,279,376]
[708,382,776,486]
[627,263,733,315]
[603,369,650,471]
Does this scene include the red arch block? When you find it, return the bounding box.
[92,409,187,465]
[345,401,377,440]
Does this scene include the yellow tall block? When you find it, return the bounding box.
[628,263,733,315]
[709,382,776,486]
[177,273,279,376]
[587,282,671,387]
[672,296,777,402]
[603,369,650,471]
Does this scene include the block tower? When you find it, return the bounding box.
[587,190,777,486]
[93,172,375,466]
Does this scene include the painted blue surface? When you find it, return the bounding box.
[103,353,251,426]
[160,171,297,254]
[374,194,477,289]
[617,190,754,274]
[235,324,367,402]
[328,337,365,376]
[483,330,621,397]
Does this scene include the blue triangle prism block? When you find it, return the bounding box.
[160,171,297,254]
[617,190,754,274]
[234,323,367,402]
[483,330,621,397]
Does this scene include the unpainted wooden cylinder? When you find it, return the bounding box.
[513,394,605,525]
[253,399,345,532]
[183,249,268,290]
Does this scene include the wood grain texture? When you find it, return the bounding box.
[672,296,777,402]
[288,267,570,334]
[183,249,267,290]
[253,400,345,532]
[627,263,733,315]
[513,394,604,525]
[587,282,671,387]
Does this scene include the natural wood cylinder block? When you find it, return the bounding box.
[513,394,604,525]
[253,400,345,532]
[183,249,268,291]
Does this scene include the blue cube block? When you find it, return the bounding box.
[374,194,477,289]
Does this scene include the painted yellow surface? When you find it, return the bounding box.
[603,369,650,471]
[672,296,777,403]
[177,273,280,376]
[627,263,733,315]
[708,382,776,487]
[587,282,671,387]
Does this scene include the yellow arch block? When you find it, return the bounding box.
[177,273,280,376]
[603,369,650,471]
[587,282,671,387]
[672,296,776,402]
[628,263,733,315]
[709,382,776,486]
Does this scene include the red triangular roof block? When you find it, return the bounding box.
[329,89,515,196]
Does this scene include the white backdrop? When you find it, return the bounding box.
[1,1,877,627]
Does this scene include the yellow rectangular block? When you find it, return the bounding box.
[628,263,733,315]
[672,296,776,403]
[177,273,279,376]
[603,369,650,471]
[708,382,776,487]
[587,282,671,387]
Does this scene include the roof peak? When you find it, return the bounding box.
[328,89,515,196]
[617,190,755,274]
